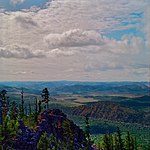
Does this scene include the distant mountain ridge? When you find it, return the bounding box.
[0,81,149,95]
[71,101,150,125]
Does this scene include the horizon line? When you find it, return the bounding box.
[0,80,149,83]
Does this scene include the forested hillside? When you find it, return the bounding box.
[71,101,150,125]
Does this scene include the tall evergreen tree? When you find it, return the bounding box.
[114,133,120,150]
[62,120,75,149]
[21,88,24,118]
[41,88,49,109]
[38,100,42,113]
[37,132,50,150]
[10,101,18,120]
[34,97,38,123]
[116,127,124,150]
[0,90,8,119]
[103,134,114,150]
[124,131,135,150]
[85,116,93,148]
[28,101,32,116]
[103,134,111,150]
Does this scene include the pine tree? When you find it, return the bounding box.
[28,101,32,116]
[116,127,124,150]
[124,131,135,150]
[34,97,38,123]
[1,117,19,150]
[114,133,120,150]
[0,90,8,119]
[109,134,114,150]
[38,100,42,113]
[21,88,24,118]
[62,120,75,149]
[10,101,18,120]
[41,88,49,110]
[85,116,93,148]
[103,134,114,150]
[49,133,59,149]
[134,137,138,150]
[103,134,111,150]
[0,124,4,150]
[37,132,50,150]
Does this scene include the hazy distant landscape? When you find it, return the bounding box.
[0,81,150,148]
[0,81,149,113]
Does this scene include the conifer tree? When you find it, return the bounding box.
[0,90,8,119]
[21,88,24,118]
[114,133,120,150]
[103,134,111,150]
[85,116,93,149]
[62,120,75,149]
[10,101,18,120]
[34,97,38,123]
[125,131,131,150]
[124,131,135,150]
[28,101,31,116]
[38,100,42,113]
[116,127,124,150]
[134,137,138,150]
[109,134,114,150]
[103,134,114,150]
[49,133,58,149]
[41,88,49,109]
[37,132,50,150]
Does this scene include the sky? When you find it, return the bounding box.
[0,0,150,82]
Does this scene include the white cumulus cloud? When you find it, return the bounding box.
[44,29,104,49]
[47,48,76,57]
[0,45,45,59]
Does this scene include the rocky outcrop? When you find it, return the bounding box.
[8,109,93,150]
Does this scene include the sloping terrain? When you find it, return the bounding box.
[71,101,150,125]
[4,109,93,150]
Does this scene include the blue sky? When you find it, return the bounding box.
[0,0,48,11]
[0,0,149,81]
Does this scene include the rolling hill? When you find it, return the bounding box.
[71,101,150,125]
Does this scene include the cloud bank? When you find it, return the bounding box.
[0,45,45,59]
[0,0,149,81]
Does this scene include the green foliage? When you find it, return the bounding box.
[62,119,75,149]
[23,113,37,129]
[0,125,4,150]
[37,133,63,150]
[84,116,93,148]
[2,117,19,139]
[103,134,114,150]
[9,101,18,120]
[116,127,124,150]
[37,132,51,150]
[0,117,19,150]
[49,134,59,150]
[124,131,134,150]
[99,129,149,150]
